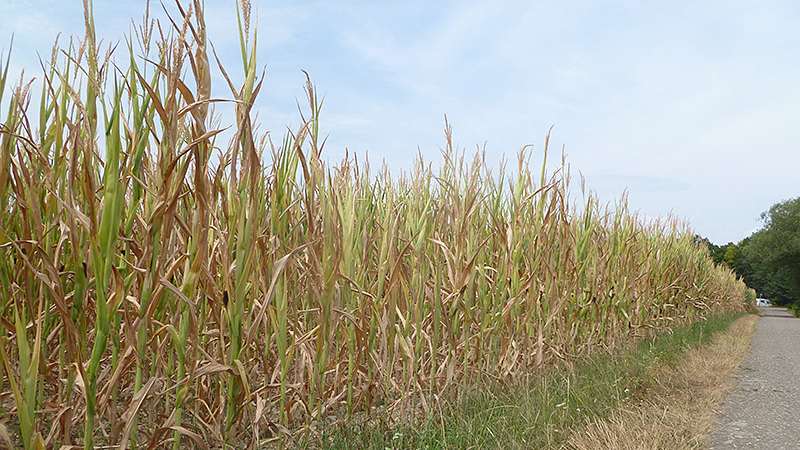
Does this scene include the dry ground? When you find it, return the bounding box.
[566,313,758,450]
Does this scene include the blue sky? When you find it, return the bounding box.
[1,0,798,244]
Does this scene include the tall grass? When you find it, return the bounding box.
[0,1,753,448]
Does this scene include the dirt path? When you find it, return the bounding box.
[708,307,800,449]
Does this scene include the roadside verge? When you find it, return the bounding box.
[567,313,758,449]
[317,313,754,449]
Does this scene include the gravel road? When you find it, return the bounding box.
[708,307,800,449]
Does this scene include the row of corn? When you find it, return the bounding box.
[0,1,753,449]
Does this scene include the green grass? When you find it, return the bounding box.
[315,312,747,450]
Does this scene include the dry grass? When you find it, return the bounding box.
[0,423,10,450]
[566,314,758,450]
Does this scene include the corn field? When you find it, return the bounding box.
[0,1,753,449]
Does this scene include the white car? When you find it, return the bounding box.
[756,298,772,307]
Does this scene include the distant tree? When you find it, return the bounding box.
[736,234,775,299]
[695,235,727,266]
[723,244,739,268]
[742,197,800,309]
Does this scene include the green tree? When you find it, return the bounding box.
[742,197,800,309]
[723,244,739,268]
[696,236,740,269]
[695,235,727,265]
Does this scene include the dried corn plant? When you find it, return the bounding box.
[0,1,754,449]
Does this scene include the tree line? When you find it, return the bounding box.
[699,196,800,315]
